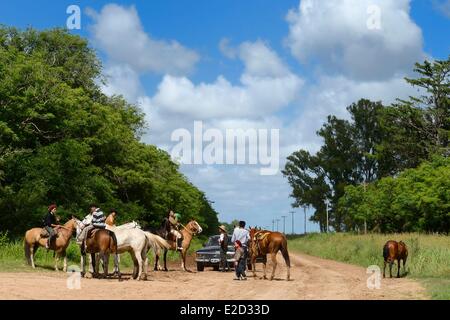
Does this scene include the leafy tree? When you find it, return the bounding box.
[0,27,218,236]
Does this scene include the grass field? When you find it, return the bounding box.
[0,231,205,273]
[288,232,450,300]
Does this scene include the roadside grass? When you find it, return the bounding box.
[287,232,450,300]
[0,232,205,273]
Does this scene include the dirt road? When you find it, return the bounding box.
[0,253,428,300]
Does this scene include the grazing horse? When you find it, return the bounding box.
[79,227,121,280]
[104,222,170,280]
[248,228,291,281]
[383,240,408,278]
[151,220,202,272]
[24,217,80,272]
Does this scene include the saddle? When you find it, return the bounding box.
[253,231,271,255]
[40,228,59,239]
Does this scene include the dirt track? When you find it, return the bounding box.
[0,253,428,300]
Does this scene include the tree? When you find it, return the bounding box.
[0,27,219,236]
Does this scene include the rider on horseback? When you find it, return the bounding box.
[77,204,106,248]
[168,210,184,252]
[42,204,60,249]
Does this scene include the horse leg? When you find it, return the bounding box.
[389,261,393,278]
[102,252,109,278]
[397,258,401,278]
[270,253,277,281]
[63,251,67,272]
[153,250,159,271]
[91,253,97,277]
[163,249,168,272]
[30,244,36,269]
[139,248,148,280]
[54,252,60,271]
[262,256,268,280]
[81,253,85,277]
[130,252,138,279]
[135,249,144,280]
[383,260,386,278]
[114,253,121,281]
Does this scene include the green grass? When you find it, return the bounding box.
[287,232,450,300]
[0,232,205,273]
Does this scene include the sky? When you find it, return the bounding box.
[1,0,449,233]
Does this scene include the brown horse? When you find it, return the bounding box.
[383,240,408,278]
[248,228,291,281]
[153,220,202,272]
[24,217,80,272]
[80,228,121,280]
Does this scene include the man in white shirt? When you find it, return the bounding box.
[231,221,250,277]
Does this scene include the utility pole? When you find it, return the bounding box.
[272,219,275,231]
[281,215,287,234]
[290,211,295,235]
[304,206,307,235]
[363,181,368,234]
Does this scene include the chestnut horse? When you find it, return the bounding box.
[80,228,121,280]
[248,228,291,281]
[383,240,408,278]
[24,217,80,272]
[151,220,202,272]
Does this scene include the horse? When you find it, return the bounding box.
[248,228,291,281]
[104,222,170,280]
[150,220,202,272]
[383,240,408,278]
[78,225,121,280]
[24,217,80,272]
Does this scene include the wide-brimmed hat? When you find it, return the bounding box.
[218,225,227,232]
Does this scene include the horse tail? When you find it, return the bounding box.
[24,237,32,265]
[281,237,291,268]
[109,230,118,254]
[144,232,171,251]
[383,243,389,261]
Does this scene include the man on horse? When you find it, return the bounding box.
[105,209,117,226]
[77,204,107,249]
[168,210,184,252]
[42,204,60,249]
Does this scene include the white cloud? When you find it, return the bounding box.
[144,41,303,119]
[100,64,142,102]
[87,4,199,75]
[285,0,424,80]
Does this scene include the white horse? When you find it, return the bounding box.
[105,222,170,280]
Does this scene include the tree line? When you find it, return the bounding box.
[0,27,219,237]
[283,56,449,233]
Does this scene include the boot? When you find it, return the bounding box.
[177,238,183,252]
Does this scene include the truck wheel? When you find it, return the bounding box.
[197,263,204,272]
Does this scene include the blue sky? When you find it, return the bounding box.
[1,1,449,233]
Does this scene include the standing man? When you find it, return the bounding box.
[42,204,60,249]
[218,225,229,272]
[231,221,250,276]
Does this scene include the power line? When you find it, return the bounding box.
[281,215,287,234]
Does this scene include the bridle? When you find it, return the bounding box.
[180,222,200,236]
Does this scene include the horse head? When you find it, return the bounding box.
[187,220,202,235]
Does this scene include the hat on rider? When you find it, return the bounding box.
[219,225,227,233]
[48,204,57,212]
